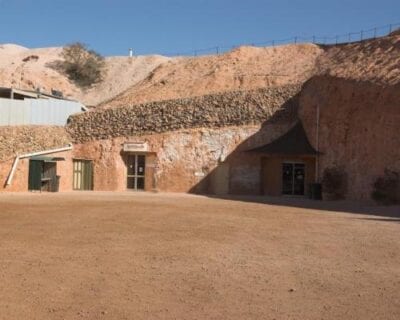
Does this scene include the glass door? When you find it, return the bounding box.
[293,163,305,195]
[282,163,294,195]
[282,162,305,195]
[127,155,146,190]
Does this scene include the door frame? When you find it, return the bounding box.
[28,159,58,192]
[126,153,146,191]
[282,161,306,196]
[28,160,43,191]
[73,159,94,191]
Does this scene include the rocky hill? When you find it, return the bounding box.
[100,44,322,108]
[0,44,169,106]
[316,33,400,85]
[1,32,399,109]
[103,32,400,109]
[0,42,323,108]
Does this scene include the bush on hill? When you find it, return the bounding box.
[60,42,105,88]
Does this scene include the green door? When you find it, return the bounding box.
[73,160,94,190]
[28,160,43,191]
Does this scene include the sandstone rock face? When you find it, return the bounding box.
[299,76,400,200]
[67,85,300,143]
[73,123,294,194]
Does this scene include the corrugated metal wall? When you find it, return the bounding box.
[0,98,84,126]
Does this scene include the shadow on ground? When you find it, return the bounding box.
[352,217,400,223]
[203,194,400,219]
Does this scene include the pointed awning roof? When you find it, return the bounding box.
[247,122,318,156]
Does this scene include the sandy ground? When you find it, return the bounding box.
[0,192,399,320]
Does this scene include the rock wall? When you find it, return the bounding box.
[0,126,72,192]
[299,76,400,200]
[67,85,300,143]
[0,126,71,162]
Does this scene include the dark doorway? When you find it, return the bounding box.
[282,162,305,196]
[127,154,146,190]
[28,160,58,192]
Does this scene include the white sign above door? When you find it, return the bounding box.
[123,142,149,152]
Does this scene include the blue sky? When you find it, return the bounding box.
[0,0,399,56]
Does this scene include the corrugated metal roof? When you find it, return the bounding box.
[0,87,75,101]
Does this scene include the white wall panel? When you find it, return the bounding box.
[0,98,84,126]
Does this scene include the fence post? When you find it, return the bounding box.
[348,33,351,42]
[272,40,275,47]
[216,46,219,55]
[374,28,377,39]
[360,30,363,40]
[294,36,297,44]
[335,35,338,44]
[389,24,392,33]
[312,36,315,44]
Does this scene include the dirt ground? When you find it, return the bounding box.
[0,192,399,320]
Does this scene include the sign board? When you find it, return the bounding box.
[123,142,149,152]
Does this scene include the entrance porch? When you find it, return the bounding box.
[247,122,318,197]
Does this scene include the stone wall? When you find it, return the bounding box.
[0,126,72,192]
[0,126,71,162]
[67,85,300,143]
